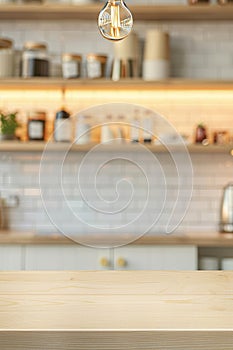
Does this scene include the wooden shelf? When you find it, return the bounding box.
[0,78,233,90]
[0,141,233,154]
[0,4,233,21]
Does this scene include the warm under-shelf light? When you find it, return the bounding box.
[98,0,133,41]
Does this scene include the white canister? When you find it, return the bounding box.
[221,258,233,271]
[143,30,170,81]
[199,257,219,270]
[0,38,14,78]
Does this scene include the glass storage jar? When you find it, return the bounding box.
[86,54,107,79]
[21,42,49,77]
[0,38,14,77]
[62,53,82,79]
[28,111,46,141]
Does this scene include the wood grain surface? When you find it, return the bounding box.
[0,271,233,349]
[1,141,233,153]
[1,78,233,90]
[0,4,233,21]
[0,230,233,247]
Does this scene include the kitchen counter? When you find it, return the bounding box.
[0,230,233,247]
[0,271,233,350]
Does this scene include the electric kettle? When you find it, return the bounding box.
[220,183,233,233]
[0,198,3,229]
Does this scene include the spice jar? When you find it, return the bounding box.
[21,42,49,77]
[0,38,14,77]
[62,53,82,79]
[213,131,229,144]
[195,124,207,143]
[28,111,46,141]
[54,109,72,142]
[86,54,107,79]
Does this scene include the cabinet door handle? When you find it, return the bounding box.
[99,257,110,268]
[117,257,127,268]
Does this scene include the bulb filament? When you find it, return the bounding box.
[98,0,133,41]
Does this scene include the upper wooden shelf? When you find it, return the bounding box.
[0,141,233,154]
[0,4,233,21]
[0,78,233,90]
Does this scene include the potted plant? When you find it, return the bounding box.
[0,112,19,140]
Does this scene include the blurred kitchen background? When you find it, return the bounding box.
[1,0,233,271]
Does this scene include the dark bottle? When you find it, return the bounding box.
[195,124,207,143]
[54,109,72,142]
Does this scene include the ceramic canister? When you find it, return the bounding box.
[143,30,170,81]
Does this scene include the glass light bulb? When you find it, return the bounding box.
[98,0,133,41]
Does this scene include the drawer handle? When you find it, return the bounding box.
[99,257,110,267]
[117,257,127,267]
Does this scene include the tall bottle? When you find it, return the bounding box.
[130,109,140,143]
[101,115,114,144]
[54,109,71,142]
[75,115,91,145]
[142,111,153,143]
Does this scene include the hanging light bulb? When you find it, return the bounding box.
[98,0,133,41]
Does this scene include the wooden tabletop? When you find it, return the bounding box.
[1,230,233,247]
[0,271,233,350]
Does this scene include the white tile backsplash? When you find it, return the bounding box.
[0,16,233,80]
[0,150,232,234]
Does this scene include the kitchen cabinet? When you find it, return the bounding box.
[114,245,197,270]
[23,244,197,271]
[0,243,199,271]
[0,245,23,270]
[25,245,113,271]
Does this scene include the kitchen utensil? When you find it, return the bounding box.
[112,31,139,81]
[220,183,233,233]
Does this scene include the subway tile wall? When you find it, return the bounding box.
[0,19,233,80]
[0,12,233,235]
[0,149,232,234]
